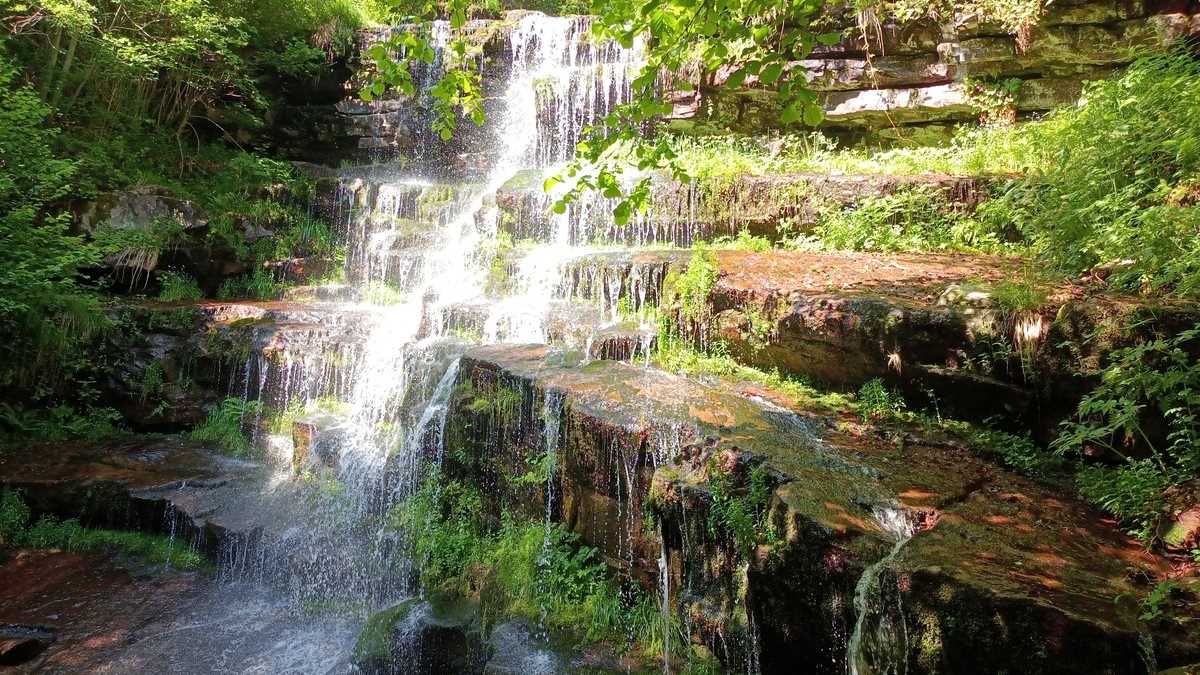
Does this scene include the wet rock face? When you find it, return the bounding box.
[103,301,370,431]
[444,344,1187,674]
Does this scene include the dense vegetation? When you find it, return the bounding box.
[0,0,364,428]
[0,1,1197,661]
[0,488,207,569]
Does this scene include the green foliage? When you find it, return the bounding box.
[663,247,718,323]
[0,402,123,447]
[796,186,1000,254]
[0,489,206,569]
[858,0,1047,42]
[989,279,1047,314]
[705,463,773,557]
[261,39,330,79]
[217,270,283,301]
[1053,325,1200,542]
[390,475,486,587]
[666,128,1035,179]
[549,0,836,222]
[970,429,1063,480]
[963,77,1021,127]
[0,488,31,544]
[138,359,166,403]
[1139,580,1180,621]
[711,229,771,252]
[391,473,681,653]
[190,396,263,457]
[654,334,851,411]
[979,51,1200,295]
[361,5,486,140]
[1076,460,1170,543]
[360,280,406,306]
[158,272,205,302]
[857,378,906,422]
[0,51,108,392]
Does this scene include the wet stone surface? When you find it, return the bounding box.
[450,344,1187,673]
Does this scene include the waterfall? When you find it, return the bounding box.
[131,12,662,671]
[847,507,919,675]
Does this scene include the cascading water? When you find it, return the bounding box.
[847,507,919,675]
[99,13,656,673]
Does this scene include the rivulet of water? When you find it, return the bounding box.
[847,507,919,675]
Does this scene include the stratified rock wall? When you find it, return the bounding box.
[668,0,1200,141]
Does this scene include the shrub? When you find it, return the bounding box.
[158,272,205,302]
[799,186,997,254]
[857,378,906,421]
[190,397,263,457]
[1053,325,1200,542]
[981,51,1200,295]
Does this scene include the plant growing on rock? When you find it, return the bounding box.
[190,396,264,457]
[857,378,906,422]
[1053,325,1200,543]
[963,77,1021,127]
[157,272,205,302]
[661,246,718,345]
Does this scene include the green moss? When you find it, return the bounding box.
[353,599,418,661]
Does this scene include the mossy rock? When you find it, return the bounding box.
[352,596,489,675]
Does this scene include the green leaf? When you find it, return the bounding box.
[802,102,824,127]
[760,62,784,85]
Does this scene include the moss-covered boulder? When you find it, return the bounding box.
[352,597,489,674]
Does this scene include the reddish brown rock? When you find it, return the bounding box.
[446,344,1192,673]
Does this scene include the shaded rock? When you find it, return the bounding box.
[0,437,268,559]
[292,414,349,473]
[74,186,208,236]
[1159,479,1200,554]
[0,625,55,666]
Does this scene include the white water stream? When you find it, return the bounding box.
[847,507,919,675]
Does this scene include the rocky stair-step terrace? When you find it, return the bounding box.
[519,247,1200,443]
[435,342,1197,673]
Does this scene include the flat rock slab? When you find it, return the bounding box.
[563,248,1199,437]
[457,344,1176,672]
[0,438,276,557]
[0,549,204,673]
[0,549,361,674]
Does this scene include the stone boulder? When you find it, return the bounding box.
[0,625,55,666]
[1159,479,1200,554]
[353,598,489,675]
[74,187,246,293]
